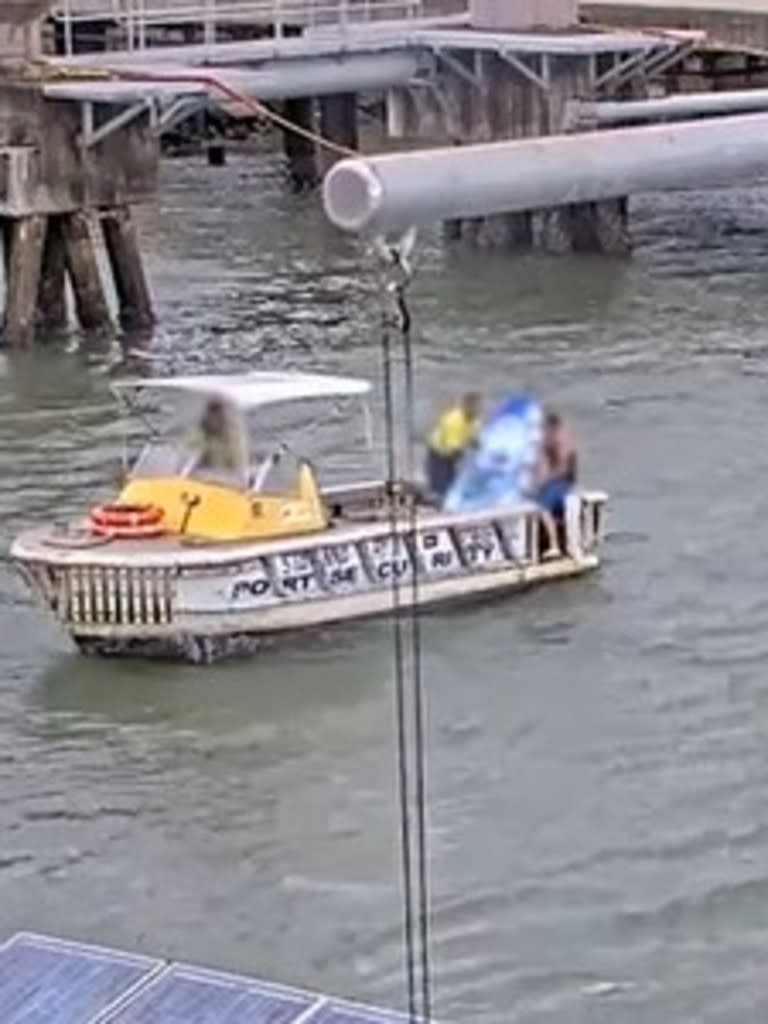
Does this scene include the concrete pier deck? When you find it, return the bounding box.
[0,931,416,1023]
[585,0,768,50]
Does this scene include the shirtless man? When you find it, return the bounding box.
[539,411,577,500]
[534,411,578,557]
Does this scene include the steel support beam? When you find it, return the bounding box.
[80,98,151,147]
[595,49,648,93]
[152,95,206,135]
[431,46,483,91]
[641,40,696,81]
[322,112,768,234]
[422,79,457,133]
[74,89,207,146]
[497,49,548,92]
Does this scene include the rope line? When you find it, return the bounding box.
[99,66,360,158]
[184,72,359,157]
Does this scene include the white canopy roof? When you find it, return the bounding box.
[112,371,371,411]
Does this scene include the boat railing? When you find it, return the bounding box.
[28,487,603,566]
[325,480,606,557]
[572,490,607,557]
[16,490,606,631]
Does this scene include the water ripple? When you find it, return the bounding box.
[0,160,767,1023]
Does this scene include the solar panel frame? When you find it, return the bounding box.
[291,999,332,1024]
[0,933,443,1024]
[0,932,165,1024]
[302,998,416,1024]
[100,961,322,1024]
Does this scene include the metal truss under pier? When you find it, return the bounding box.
[42,24,698,145]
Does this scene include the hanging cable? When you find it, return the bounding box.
[376,232,432,1024]
[388,238,432,1024]
[380,275,418,1024]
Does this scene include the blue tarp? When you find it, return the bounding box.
[443,393,543,513]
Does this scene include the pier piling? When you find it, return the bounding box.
[282,97,318,191]
[37,216,68,332]
[101,206,154,331]
[3,214,46,346]
[0,55,158,345]
[375,0,653,254]
[207,141,227,166]
[319,93,359,173]
[60,212,112,334]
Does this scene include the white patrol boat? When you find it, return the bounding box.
[10,371,607,663]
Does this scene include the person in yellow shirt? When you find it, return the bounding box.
[425,392,481,499]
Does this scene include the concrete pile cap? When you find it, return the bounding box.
[0,58,53,80]
[1,1,54,25]
[0,57,115,83]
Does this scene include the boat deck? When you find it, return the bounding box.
[13,491,558,568]
[0,931,419,1024]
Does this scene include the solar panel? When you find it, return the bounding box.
[101,964,318,1024]
[0,933,161,1024]
[0,933,439,1024]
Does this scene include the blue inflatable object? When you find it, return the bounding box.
[443,392,543,512]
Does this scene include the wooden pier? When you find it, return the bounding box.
[0,3,158,344]
[586,0,768,52]
[45,1,697,254]
[0,931,416,1023]
[2,0,767,342]
[0,77,157,345]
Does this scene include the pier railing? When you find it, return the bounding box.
[53,0,427,54]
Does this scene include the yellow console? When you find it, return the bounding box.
[118,461,327,541]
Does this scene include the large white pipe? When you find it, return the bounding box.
[46,52,423,101]
[572,88,768,127]
[322,112,768,234]
[209,54,423,99]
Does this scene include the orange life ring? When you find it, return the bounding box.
[88,502,166,539]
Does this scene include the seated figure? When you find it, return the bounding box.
[187,398,244,479]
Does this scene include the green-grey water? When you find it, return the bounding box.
[2,152,768,1022]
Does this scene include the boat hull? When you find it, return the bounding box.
[11,484,607,663]
[73,553,598,663]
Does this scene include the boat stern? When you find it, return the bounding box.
[11,528,176,647]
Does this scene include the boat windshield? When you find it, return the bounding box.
[130,440,306,494]
[125,394,250,488]
[120,388,373,491]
